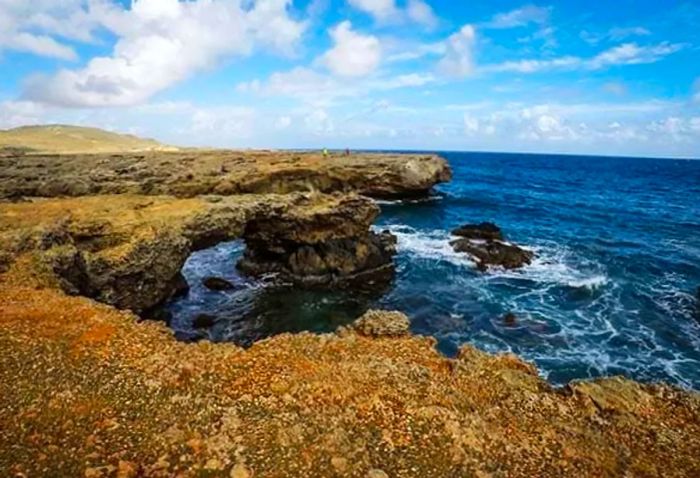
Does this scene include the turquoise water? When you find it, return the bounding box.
[167,152,700,389]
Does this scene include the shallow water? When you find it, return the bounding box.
[167,152,700,389]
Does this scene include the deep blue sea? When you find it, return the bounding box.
[167,152,700,389]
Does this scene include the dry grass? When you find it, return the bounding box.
[0,125,178,154]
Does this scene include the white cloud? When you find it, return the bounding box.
[321,21,381,78]
[347,0,399,22]
[0,100,46,129]
[437,25,476,78]
[484,42,685,74]
[386,41,445,63]
[0,0,99,60]
[587,42,684,69]
[609,27,651,41]
[23,0,306,107]
[483,5,550,29]
[582,26,651,45]
[406,0,439,29]
[236,67,435,105]
[347,0,438,27]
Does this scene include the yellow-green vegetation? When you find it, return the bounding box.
[0,125,178,154]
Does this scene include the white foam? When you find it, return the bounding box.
[378,225,612,291]
[566,275,610,290]
[376,224,476,267]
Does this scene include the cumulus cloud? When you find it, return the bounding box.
[0,0,100,60]
[437,25,476,78]
[406,0,439,29]
[23,0,306,107]
[483,5,551,29]
[347,0,399,22]
[321,21,381,77]
[348,0,438,27]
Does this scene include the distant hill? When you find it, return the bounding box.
[0,125,178,154]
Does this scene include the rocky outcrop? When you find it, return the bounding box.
[450,222,534,270]
[0,193,391,313]
[237,196,397,286]
[347,309,410,337]
[0,150,451,200]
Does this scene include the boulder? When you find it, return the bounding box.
[450,222,533,271]
[452,222,503,241]
[349,310,410,337]
[452,238,533,271]
[202,277,236,291]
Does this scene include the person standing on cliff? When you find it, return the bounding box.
[323,148,329,158]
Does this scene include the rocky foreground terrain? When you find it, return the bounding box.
[1,144,699,477]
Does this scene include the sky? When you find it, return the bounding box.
[1,0,699,158]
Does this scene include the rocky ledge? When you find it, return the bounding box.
[0,150,451,200]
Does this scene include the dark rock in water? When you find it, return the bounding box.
[450,222,533,270]
[192,313,216,329]
[503,312,518,326]
[452,222,503,241]
[141,307,173,325]
[452,238,533,270]
[173,329,206,343]
[172,273,190,298]
[202,276,236,291]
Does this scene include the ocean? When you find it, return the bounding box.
[166,152,700,389]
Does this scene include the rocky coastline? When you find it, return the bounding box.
[1,149,699,476]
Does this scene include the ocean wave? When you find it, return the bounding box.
[377,224,476,267]
[377,224,612,291]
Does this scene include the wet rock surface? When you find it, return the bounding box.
[202,277,236,291]
[450,222,534,270]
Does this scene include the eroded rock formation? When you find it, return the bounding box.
[0,192,390,313]
[238,196,397,286]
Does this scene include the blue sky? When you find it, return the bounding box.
[1,0,699,157]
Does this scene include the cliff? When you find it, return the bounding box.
[0,150,451,199]
[0,146,698,477]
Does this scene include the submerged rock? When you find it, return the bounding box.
[192,313,216,329]
[503,312,518,326]
[450,222,533,270]
[202,276,236,291]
